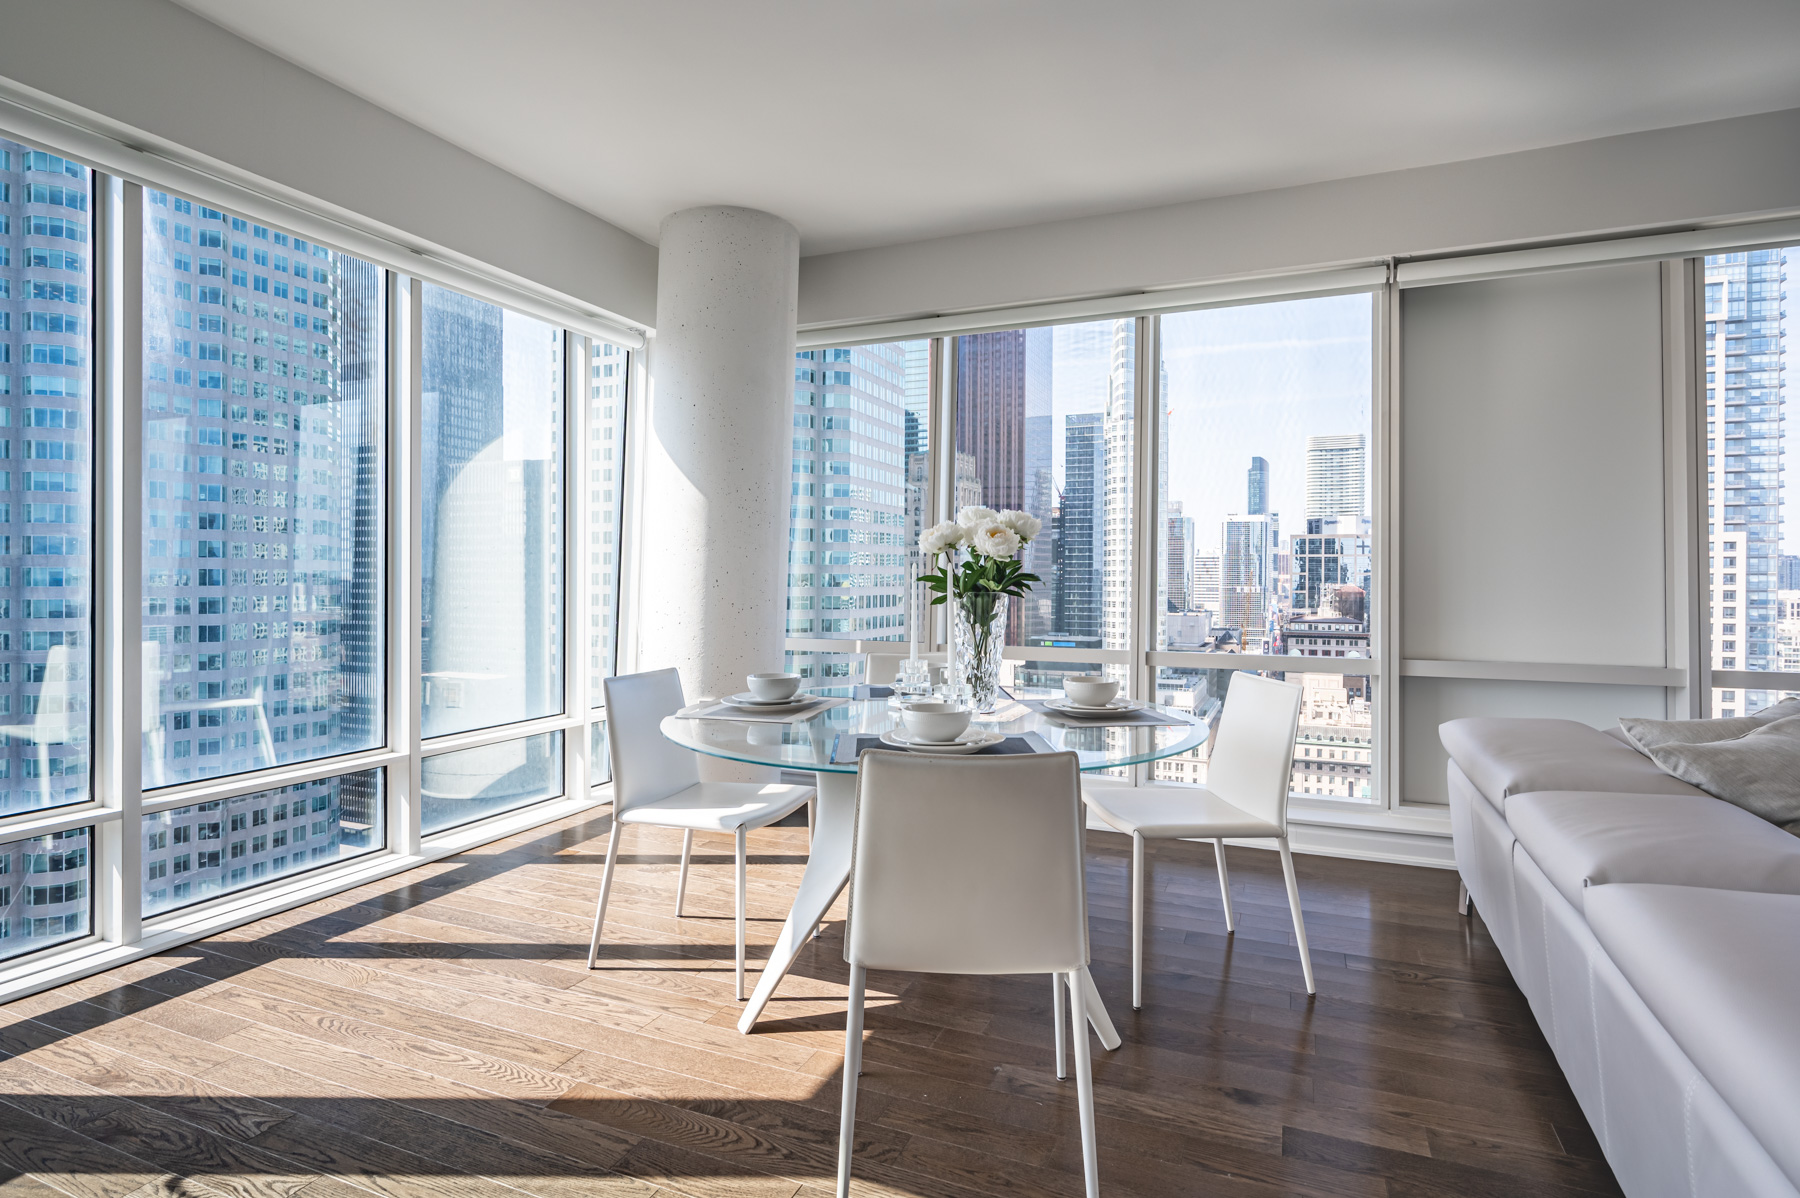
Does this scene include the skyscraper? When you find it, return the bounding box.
[1705,250,1787,712]
[1165,502,1193,612]
[1247,456,1270,516]
[787,343,911,677]
[1221,515,1277,648]
[955,328,1051,514]
[1304,433,1367,519]
[1102,320,1137,655]
[1051,412,1104,642]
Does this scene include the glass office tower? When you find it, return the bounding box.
[1705,249,1789,714]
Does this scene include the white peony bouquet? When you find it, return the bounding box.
[917,506,1044,626]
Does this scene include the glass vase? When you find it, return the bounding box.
[952,591,1008,714]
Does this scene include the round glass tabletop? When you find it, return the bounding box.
[661,689,1208,774]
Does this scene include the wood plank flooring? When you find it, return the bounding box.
[0,807,1620,1197]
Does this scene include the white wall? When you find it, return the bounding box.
[798,107,1800,330]
[1397,263,1673,804]
[0,0,657,327]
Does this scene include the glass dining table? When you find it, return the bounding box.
[660,688,1209,1039]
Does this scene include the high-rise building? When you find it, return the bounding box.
[1166,502,1193,611]
[786,343,911,678]
[1305,433,1367,519]
[1705,250,1787,711]
[1247,456,1270,516]
[1783,555,1800,591]
[1102,320,1139,656]
[1291,514,1372,617]
[955,328,1051,514]
[1221,514,1278,648]
[1191,554,1222,614]
[1051,412,1104,642]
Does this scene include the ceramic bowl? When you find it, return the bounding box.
[901,700,972,744]
[1063,675,1119,707]
[746,672,802,701]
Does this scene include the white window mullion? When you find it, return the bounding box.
[932,338,957,654]
[1374,279,1401,809]
[389,276,422,857]
[96,176,144,945]
[1129,315,1158,785]
[566,335,592,799]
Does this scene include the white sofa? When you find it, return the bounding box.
[1443,717,1800,1198]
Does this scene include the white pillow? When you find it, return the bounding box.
[1647,715,1800,834]
[1621,697,1800,753]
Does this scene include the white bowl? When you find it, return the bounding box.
[901,701,972,744]
[747,672,802,701]
[1063,675,1119,707]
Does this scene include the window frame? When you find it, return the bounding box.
[0,138,634,998]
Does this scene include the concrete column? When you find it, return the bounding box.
[636,206,800,716]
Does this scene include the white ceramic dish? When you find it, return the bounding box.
[1062,674,1119,707]
[746,672,802,701]
[900,700,973,743]
[1043,697,1144,717]
[879,728,1004,755]
[722,692,817,710]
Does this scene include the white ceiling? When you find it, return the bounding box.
[175,0,1800,257]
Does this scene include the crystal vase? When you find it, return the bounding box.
[952,591,1008,714]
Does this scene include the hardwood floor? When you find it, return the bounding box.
[0,807,1620,1197]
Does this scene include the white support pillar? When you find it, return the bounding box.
[636,207,800,740]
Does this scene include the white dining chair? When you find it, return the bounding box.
[587,668,815,1000]
[1083,671,1313,1005]
[837,749,1099,1198]
[862,650,946,687]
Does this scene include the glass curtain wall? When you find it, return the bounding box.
[785,339,927,682]
[1703,247,1796,715]
[0,127,628,984]
[1151,294,1376,797]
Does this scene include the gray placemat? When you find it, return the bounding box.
[1013,698,1196,727]
[831,731,1053,763]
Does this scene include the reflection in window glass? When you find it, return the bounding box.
[1703,248,1797,717]
[141,189,385,788]
[786,340,928,681]
[141,770,382,917]
[421,732,562,835]
[0,141,95,815]
[0,827,93,961]
[420,286,563,738]
[956,322,1133,690]
[590,719,610,788]
[1152,295,1375,799]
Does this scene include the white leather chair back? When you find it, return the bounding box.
[603,668,700,818]
[846,750,1088,976]
[1206,672,1303,832]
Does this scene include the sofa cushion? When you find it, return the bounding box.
[1620,697,1800,753]
[1647,715,1800,834]
[1438,718,1705,815]
[1508,791,1800,911]
[1586,884,1800,1188]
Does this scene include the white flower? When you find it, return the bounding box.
[919,520,967,556]
[956,505,998,529]
[968,520,1022,560]
[995,509,1042,541]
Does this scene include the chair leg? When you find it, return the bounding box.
[1278,837,1316,995]
[1458,879,1471,916]
[1067,969,1099,1198]
[1131,832,1145,1010]
[1053,974,1067,1080]
[1212,838,1236,933]
[735,826,749,1001]
[586,823,623,969]
[837,964,867,1198]
[674,830,693,917]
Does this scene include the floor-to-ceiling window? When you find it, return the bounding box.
[1151,294,1376,798]
[1703,246,1797,716]
[0,128,631,992]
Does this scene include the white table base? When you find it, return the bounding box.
[737,768,1122,1051]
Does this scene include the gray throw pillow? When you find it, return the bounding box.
[1621,697,1800,753]
[1647,715,1800,833]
